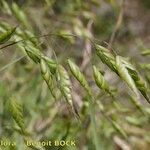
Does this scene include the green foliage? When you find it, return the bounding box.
[141,50,150,56]
[0,0,12,15]
[0,1,150,150]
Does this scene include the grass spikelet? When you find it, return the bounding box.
[24,30,38,45]
[0,27,16,44]
[40,59,56,98]
[12,2,29,28]
[95,44,149,102]
[93,65,114,96]
[129,96,145,115]
[120,57,150,103]
[42,56,57,74]
[57,65,73,107]
[67,59,92,96]
[24,44,42,63]
[111,119,127,138]
[116,56,140,98]
[68,59,99,150]
[95,44,118,74]
[128,68,150,103]
[8,97,25,133]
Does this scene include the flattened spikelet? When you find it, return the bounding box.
[8,98,25,133]
[93,65,113,96]
[40,59,56,98]
[24,44,41,63]
[116,56,139,98]
[95,44,118,74]
[57,65,73,107]
[68,59,92,96]
[95,43,150,103]
[120,56,150,103]
[0,27,16,44]
[127,68,150,103]
[42,56,57,74]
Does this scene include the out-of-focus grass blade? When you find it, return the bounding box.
[12,2,30,28]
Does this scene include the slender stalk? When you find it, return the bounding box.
[88,96,100,150]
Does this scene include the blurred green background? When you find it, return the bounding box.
[0,0,150,150]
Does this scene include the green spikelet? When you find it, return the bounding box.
[12,2,29,28]
[116,56,140,98]
[57,65,73,107]
[93,65,114,96]
[68,60,99,149]
[120,57,150,103]
[129,96,145,115]
[0,27,16,44]
[127,68,150,103]
[95,44,149,102]
[24,44,42,63]
[40,59,56,98]
[67,59,92,96]
[24,30,39,46]
[42,56,57,74]
[95,44,118,75]
[8,97,25,133]
[111,119,127,138]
